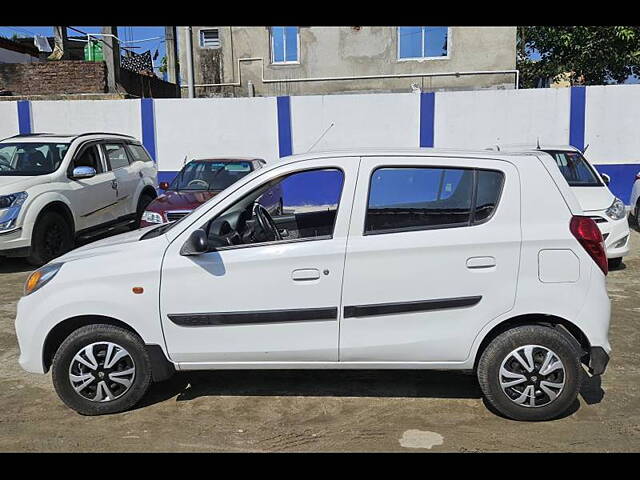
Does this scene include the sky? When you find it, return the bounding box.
[0,26,166,76]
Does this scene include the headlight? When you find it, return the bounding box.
[0,192,27,231]
[605,197,626,220]
[24,263,64,296]
[142,211,164,224]
[0,192,27,209]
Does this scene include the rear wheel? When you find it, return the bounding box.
[131,192,155,230]
[51,324,151,415]
[477,325,582,421]
[27,211,74,266]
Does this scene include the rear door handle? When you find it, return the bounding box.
[292,268,321,281]
[466,256,496,269]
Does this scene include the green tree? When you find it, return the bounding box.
[517,26,640,88]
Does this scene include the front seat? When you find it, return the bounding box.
[19,150,49,172]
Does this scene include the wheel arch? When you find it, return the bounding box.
[42,314,175,382]
[42,315,140,373]
[472,313,591,372]
[31,199,76,235]
[140,185,158,202]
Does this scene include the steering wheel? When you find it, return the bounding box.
[252,203,282,242]
[187,179,209,189]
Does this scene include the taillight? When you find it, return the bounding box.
[570,216,608,275]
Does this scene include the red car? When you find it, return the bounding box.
[141,157,283,228]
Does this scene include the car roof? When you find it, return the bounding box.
[0,132,138,144]
[188,157,264,163]
[271,147,542,166]
[486,143,580,153]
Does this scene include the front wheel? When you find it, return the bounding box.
[51,324,152,415]
[27,211,74,266]
[477,325,583,421]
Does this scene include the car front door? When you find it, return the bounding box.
[66,142,119,231]
[159,157,359,365]
[339,155,521,363]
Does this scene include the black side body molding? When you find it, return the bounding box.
[343,296,482,318]
[168,307,338,327]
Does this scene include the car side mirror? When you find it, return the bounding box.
[601,173,611,186]
[71,166,96,179]
[159,181,170,190]
[180,228,208,256]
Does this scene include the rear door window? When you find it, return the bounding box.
[103,143,131,170]
[365,166,504,234]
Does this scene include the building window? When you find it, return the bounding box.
[271,27,299,64]
[398,26,449,60]
[199,29,220,49]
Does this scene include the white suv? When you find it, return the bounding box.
[15,149,611,421]
[488,144,630,268]
[0,133,158,265]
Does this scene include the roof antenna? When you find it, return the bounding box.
[306,122,335,153]
[582,143,589,154]
[536,137,541,149]
[183,154,188,166]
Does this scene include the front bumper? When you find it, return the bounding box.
[15,294,47,374]
[0,227,31,256]
[589,347,610,375]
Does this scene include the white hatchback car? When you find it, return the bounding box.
[0,133,158,266]
[15,149,611,421]
[488,144,630,268]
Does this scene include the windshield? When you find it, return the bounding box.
[0,142,70,176]
[545,150,603,187]
[171,161,254,191]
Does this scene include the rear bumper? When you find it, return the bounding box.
[589,346,610,375]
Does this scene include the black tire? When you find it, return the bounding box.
[131,193,155,230]
[477,325,583,421]
[608,257,623,270]
[26,211,74,266]
[51,324,152,416]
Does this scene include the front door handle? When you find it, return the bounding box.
[292,268,321,281]
[466,256,496,269]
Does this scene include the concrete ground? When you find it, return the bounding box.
[1,228,639,452]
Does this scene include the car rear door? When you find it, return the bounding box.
[339,155,521,363]
[101,142,139,219]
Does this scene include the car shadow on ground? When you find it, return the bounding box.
[138,369,483,410]
[0,257,33,274]
[137,368,605,420]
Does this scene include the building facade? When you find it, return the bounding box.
[177,26,517,97]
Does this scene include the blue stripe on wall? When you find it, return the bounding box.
[277,96,292,158]
[141,98,157,162]
[17,100,31,135]
[419,92,435,148]
[594,163,640,205]
[569,87,586,151]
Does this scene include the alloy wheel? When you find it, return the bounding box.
[499,345,566,408]
[68,342,136,402]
